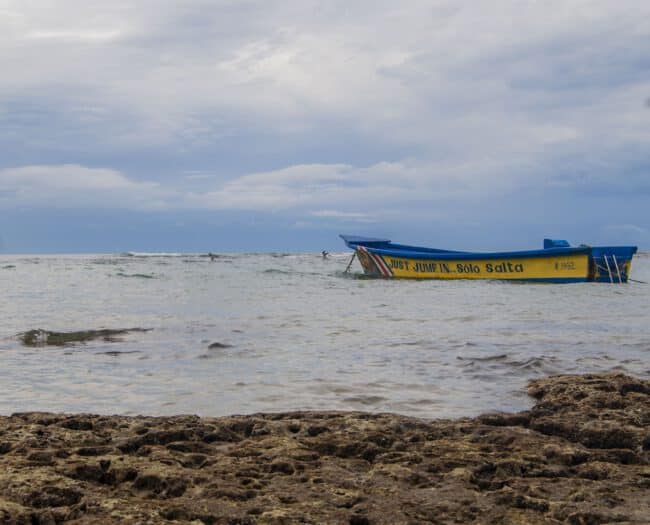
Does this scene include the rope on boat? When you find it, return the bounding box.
[612,255,623,284]
[603,256,614,283]
[344,252,357,273]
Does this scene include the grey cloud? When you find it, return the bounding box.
[0,0,648,250]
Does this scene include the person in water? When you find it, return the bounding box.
[321,251,329,259]
[208,252,217,261]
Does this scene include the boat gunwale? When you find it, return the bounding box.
[358,245,592,261]
[340,235,467,255]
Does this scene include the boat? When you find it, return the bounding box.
[340,235,637,283]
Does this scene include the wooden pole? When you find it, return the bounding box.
[344,252,357,273]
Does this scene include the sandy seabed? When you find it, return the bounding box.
[0,373,648,524]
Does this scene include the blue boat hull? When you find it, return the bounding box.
[340,235,637,283]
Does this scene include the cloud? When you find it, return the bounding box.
[1,164,138,190]
[0,158,517,218]
[3,0,648,157]
[0,1,648,249]
[603,224,647,235]
[310,210,373,222]
[26,30,122,42]
[181,161,475,214]
[0,164,167,209]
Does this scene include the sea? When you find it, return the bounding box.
[1,251,648,419]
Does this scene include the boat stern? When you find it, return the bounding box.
[588,246,638,283]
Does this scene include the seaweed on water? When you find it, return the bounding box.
[115,272,156,279]
[208,342,233,349]
[262,269,292,275]
[18,328,151,347]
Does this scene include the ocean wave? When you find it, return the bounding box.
[121,252,185,258]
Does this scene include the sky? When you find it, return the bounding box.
[0,0,649,253]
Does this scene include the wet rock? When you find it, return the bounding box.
[26,450,56,465]
[17,328,150,347]
[24,486,83,508]
[165,440,211,454]
[59,417,93,431]
[75,446,114,456]
[179,453,207,468]
[269,459,296,475]
[0,373,646,523]
[287,422,301,433]
[132,473,187,498]
[528,373,648,452]
[478,412,531,427]
[349,514,370,525]
[307,425,328,436]
[63,463,117,485]
[133,473,165,491]
[162,478,188,498]
[208,341,233,349]
[495,488,550,513]
[114,467,138,482]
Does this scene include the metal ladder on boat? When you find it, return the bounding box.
[599,255,623,283]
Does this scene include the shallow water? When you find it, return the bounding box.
[1,251,648,418]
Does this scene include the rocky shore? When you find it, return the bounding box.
[0,373,648,524]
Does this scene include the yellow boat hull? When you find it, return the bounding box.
[357,247,590,282]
